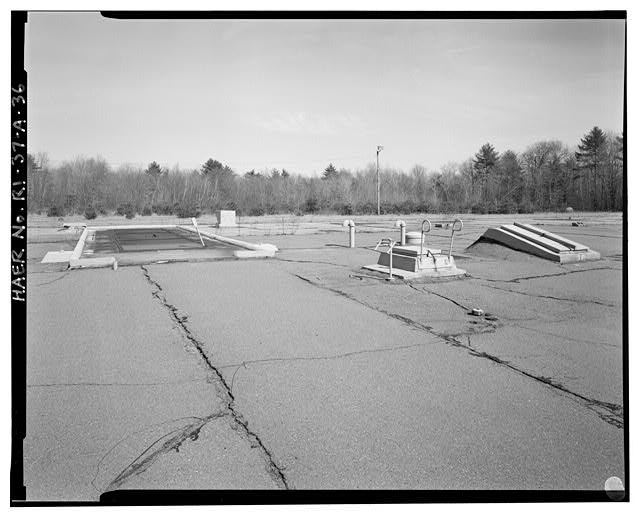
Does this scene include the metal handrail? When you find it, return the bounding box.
[420,219,432,258]
[448,218,463,257]
[375,238,397,280]
[374,238,395,252]
[417,218,463,259]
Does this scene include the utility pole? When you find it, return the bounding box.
[376,145,384,215]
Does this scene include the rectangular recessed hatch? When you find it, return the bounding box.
[52,224,278,269]
[83,227,230,254]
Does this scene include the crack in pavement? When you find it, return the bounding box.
[467,266,619,284]
[467,351,623,428]
[223,339,442,393]
[294,274,498,341]
[405,283,502,332]
[27,378,208,389]
[26,269,72,275]
[406,282,473,311]
[104,412,228,492]
[509,323,620,349]
[478,283,619,308]
[91,414,226,493]
[292,273,623,429]
[275,257,352,269]
[34,272,70,287]
[140,265,289,490]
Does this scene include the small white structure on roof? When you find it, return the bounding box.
[217,210,236,227]
[364,218,466,280]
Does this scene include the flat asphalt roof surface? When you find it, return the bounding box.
[23,212,625,500]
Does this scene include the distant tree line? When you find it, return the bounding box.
[26,127,623,220]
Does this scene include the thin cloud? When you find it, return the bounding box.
[445,45,483,55]
[254,112,366,136]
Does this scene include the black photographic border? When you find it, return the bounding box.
[9,9,628,506]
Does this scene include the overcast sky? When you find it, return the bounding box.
[25,13,625,176]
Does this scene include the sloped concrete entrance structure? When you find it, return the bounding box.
[475,222,600,263]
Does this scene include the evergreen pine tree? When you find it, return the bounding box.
[576,126,606,209]
[322,163,338,181]
[472,143,499,202]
